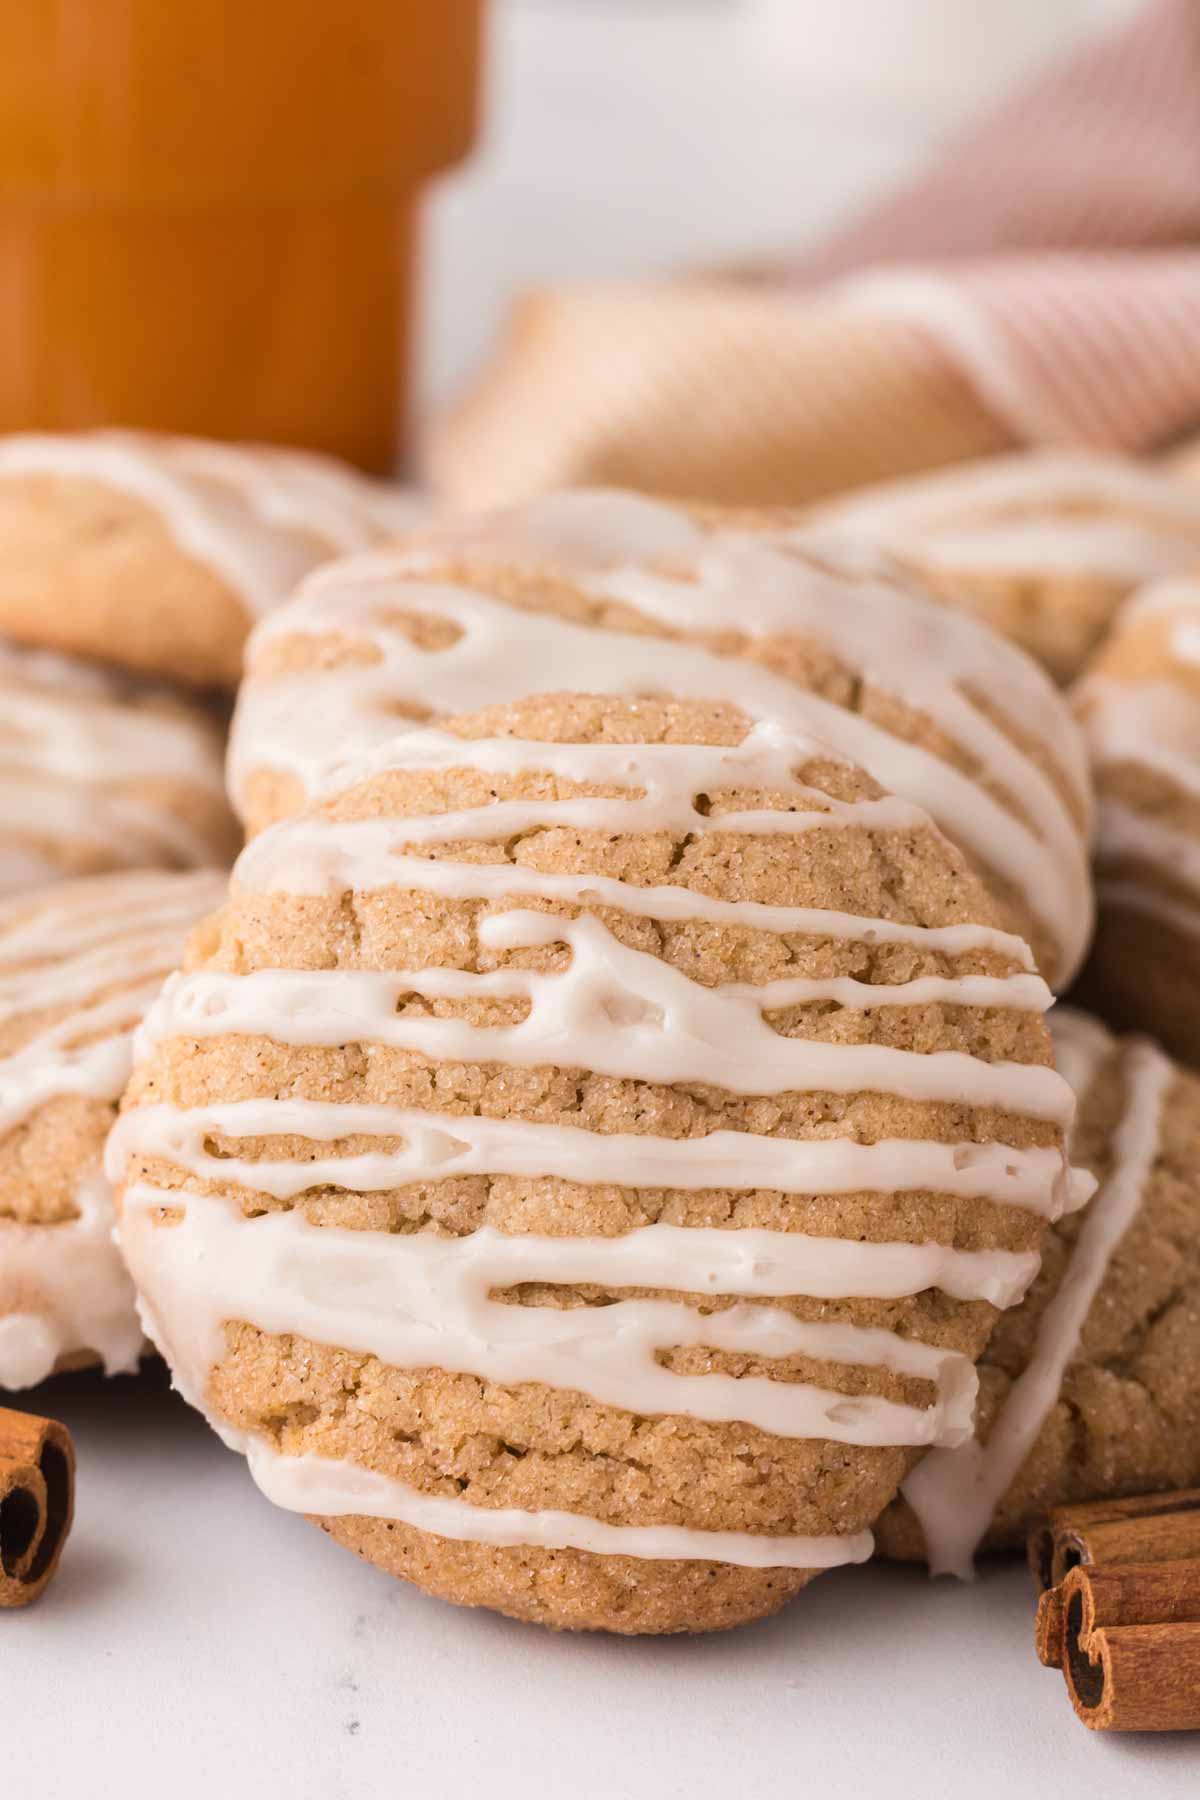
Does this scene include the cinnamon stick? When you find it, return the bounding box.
[1056,1562,1200,1731]
[0,1406,75,1608]
[1029,1487,1200,1592]
[1034,1584,1065,1668]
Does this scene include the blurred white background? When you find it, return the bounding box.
[421,0,1145,410]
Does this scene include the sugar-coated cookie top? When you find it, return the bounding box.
[230,490,1092,986]
[1075,574,1200,945]
[0,431,422,688]
[0,430,418,617]
[0,639,237,893]
[890,1008,1188,1572]
[112,694,1082,1617]
[0,867,229,1389]
[801,450,1200,580]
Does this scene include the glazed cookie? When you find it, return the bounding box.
[877,1009,1200,1573]
[0,867,228,1390]
[112,692,1081,1635]
[801,450,1200,683]
[1073,575,1200,1064]
[229,491,1092,987]
[0,431,418,689]
[0,640,240,894]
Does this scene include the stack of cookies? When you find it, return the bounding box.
[0,431,415,1388]
[5,432,1200,1636]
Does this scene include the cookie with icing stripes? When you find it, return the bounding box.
[1074,574,1200,1064]
[111,693,1082,1633]
[0,868,228,1389]
[877,1008,1200,1572]
[0,640,239,895]
[229,490,1092,988]
[0,431,417,689]
[802,450,1200,684]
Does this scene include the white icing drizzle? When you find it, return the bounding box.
[148,955,1051,1037]
[0,873,214,969]
[234,831,1071,1124]
[312,720,932,840]
[0,986,164,1135]
[1045,1008,1114,1103]
[0,1170,143,1389]
[589,535,1088,809]
[883,519,1200,584]
[803,451,1200,579]
[0,431,409,618]
[115,1181,977,1449]
[0,926,193,1019]
[410,486,709,571]
[156,438,422,549]
[1076,577,1200,945]
[1125,573,1200,631]
[1080,679,1200,801]
[142,905,1073,1123]
[0,867,227,1389]
[236,817,1040,966]
[229,507,1092,984]
[0,641,231,890]
[1095,803,1200,905]
[243,1444,877,1572]
[1095,878,1200,944]
[143,1224,845,1576]
[0,643,225,788]
[108,1097,1073,1223]
[901,1011,1172,1578]
[116,1165,1043,1317]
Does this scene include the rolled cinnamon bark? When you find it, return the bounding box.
[1034,1584,1065,1668]
[1057,1562,1200,1731]
[1030,1487,1200,1592]
[0,1406,75,1608]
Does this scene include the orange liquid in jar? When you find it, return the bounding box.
[0,0,483,469]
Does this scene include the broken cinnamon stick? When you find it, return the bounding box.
[0,1406,75,1608]
[1055,1562,1200,1731]
[1029,1487,1200,1592]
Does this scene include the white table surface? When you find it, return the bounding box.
[8,1364,1198,1798]
[10,5,1199,1793]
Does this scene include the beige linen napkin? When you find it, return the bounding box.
[428,0,1200,507]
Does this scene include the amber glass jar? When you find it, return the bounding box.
[0,1,483,469]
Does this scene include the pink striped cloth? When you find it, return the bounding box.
[429,0,1200,507]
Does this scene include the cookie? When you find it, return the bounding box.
[0,640,240,895]
[801,451,1200,683]
[230,491,1092,987]
[0,431,418,689]
[0,867,228,1389]
[111,692,1079,1634]
[1073,575,1200,1063]
[877,1009,1200,1572]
